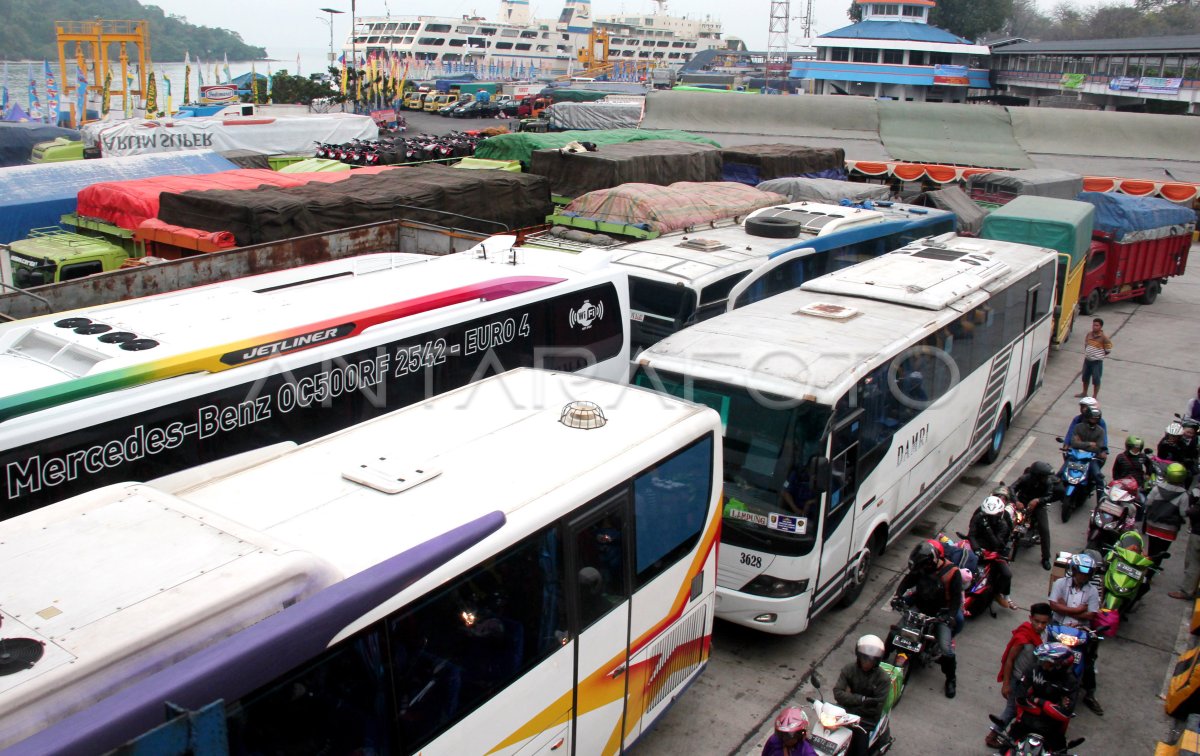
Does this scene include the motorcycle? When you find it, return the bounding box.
[987,714,1084,756]
[806,673,894,756]
[884,599,948,704]
[1055,438,1104,523]
[1009,507,1040,562]
[1099,530,1163,621]
[1084,478,1140,553]
[1045,623,1101,679]
[953,531,1007,620]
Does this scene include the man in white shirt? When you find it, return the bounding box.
[1048,553,1102,715]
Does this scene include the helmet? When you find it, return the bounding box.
[1125,435,1144,454]
[1069,552,1095,577]
[1034,642,1074,668]
[992,484,1013,502]
[1166,422,1184,437]
[981,495,1006,516]
[856,634,885,667]
[1166,463,1189,485]
[1085,407,1102,421]
[774,706,809,736]
[1079,397,1098,408]
[1030,460,1054,477]
[909,541,940,573]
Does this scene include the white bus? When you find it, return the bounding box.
[632,233,1058,634]
[3,368,723,755]
[0,251,629,518]
[510,200,956,353]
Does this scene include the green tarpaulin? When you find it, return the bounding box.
[474,128,721,167]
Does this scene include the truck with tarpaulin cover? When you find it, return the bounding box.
[1075,191,1195,313]
[979,195,1093,347]
[966,169,1084,210]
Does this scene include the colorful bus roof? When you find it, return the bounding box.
[0,252,591,424]
[636,235,1056,402]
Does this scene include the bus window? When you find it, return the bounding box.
[695,271,751,321]
[573,502,629,629]
[633,435,714,587]
[827,420,860,516]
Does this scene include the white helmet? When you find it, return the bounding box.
[856,634,886,663]
[981,495,1006,516]
[1079,397,1098,408]
[1167,422,1184,437]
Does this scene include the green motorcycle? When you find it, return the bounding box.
[1096,530,1161,637]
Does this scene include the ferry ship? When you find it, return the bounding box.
[344,0,725,77]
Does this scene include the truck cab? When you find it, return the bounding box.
[425,93,458,113]
[6,229,128,288]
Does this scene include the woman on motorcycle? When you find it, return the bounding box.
[967,495,1018,611]
[833,635,891,756]
[762,707,818,756]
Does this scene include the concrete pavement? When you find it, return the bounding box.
[637,253,1200,755]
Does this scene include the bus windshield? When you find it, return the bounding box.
[634,368,831,556]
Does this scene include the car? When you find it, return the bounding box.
[438,101,461,116]
[451,100,500,118]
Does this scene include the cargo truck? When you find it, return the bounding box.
[1075,191,1195,313]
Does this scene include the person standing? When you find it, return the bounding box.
[1012,461,1064,570]
[1077,318,1113,400]
[988,603,1052,748]
[1186,386,1200,424]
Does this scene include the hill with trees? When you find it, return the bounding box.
[0,0,266,61]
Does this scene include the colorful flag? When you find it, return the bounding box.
[197,57,205,87]
[144,70,157,117]
[44,60,59,125]
[296,53,302,78]
[101,69,111,117]
[162,67,172,114]
[28,63,42,120]
[266,62,272,103]
[340,60,348,95]
[2,61,9,118]
[251,62,259,103]
[184,51,191,104]
[124,71,133,118]
[223,53,231,84]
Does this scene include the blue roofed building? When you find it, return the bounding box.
[791,0,990,102]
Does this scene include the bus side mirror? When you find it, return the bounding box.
[809,457,832,493]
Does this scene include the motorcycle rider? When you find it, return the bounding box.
[1068,406,1109,493]
[1144,462,1194,570]
[1112,435,1153,492]
[1012,461,1064,570]
[967,495,1018,611]
[1065,397,1107,449]
[988,602,1053,749]
[762,706,818,756]
[833,635,892,756]
[1158,422,1197,478]
[1008,643,1080,751]
[1048,553,1103,715]
[893,541,962,698]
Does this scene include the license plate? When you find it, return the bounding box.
[808,734,841,755]
[1115,561,1142,579]
[892,635,921,652]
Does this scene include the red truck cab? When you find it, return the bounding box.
[1077,192,1195,314]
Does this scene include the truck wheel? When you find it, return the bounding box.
[1081,289,1101,315]
[1137,281,1161,305]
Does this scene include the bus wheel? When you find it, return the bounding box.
[837,548,872,608]
[980,409,1008,464]
[1137,281,1161,305]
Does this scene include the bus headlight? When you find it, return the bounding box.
[742,575,809,598]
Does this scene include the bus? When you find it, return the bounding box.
[632,233,1058,634]
[518,200,955,354]
[0,250,629,519]
[1,369,723,755]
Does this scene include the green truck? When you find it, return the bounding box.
[29,138,85,164]
[6,227,130,287]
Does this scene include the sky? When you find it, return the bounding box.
[145,0,879,59]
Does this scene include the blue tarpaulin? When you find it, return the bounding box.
[1077,191,1197,241]
[0,122,80,167]
[0,151,238,244]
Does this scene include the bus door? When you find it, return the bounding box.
[816,415,861,613]
[1020,276,1048,396]
[568,493,633,755]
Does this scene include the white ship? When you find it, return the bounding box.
[344,0,725,78]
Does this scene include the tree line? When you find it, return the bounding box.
[0,0,265,61]
[848,0,1200,43]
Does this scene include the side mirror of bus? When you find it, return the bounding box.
[809,457,832,493]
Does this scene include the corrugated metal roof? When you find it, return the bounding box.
[993,34,1200,55]
[820,20,970,45]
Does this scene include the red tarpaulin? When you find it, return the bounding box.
[76,166,395,230]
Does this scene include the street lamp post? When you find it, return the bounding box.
[319,7,344,66]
